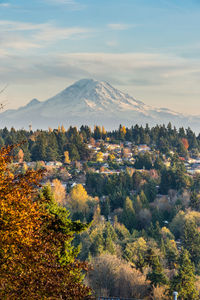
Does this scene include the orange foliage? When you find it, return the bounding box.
[18,148,24,163]
[120,125,126,135]
[182,138,189,150]
[0,145,91,299]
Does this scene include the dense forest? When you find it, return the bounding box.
[1,123,200,299]
[0,123,199,161]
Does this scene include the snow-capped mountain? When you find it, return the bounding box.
[0,79,200,131]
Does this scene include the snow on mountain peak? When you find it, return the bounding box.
[0,78,199,132]
[48,78,146,114]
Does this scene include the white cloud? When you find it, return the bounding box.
[47,0,76,4]
[0,20,91,51]
[0,20,44,31]
[108,23,132,30]
[34,25,91,42]
[106,40,118,47]
[44,0,85,10]
[1,39,41,50]
[0,3,10,7]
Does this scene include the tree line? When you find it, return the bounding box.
[0,123,199,162]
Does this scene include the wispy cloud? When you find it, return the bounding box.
[0,38,41,50]
[44,0,85,10]
[0,2,10,7]
[34,25,90,42]
[0,20,44,31]
[0,20,91,51]
[47,0,76,4]
[106,40,118,47]
[108,23,133,30]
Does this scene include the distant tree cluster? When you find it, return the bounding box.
[0,123,200,163]
[0,126,91,162]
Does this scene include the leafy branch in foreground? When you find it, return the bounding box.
[0,145,91,299]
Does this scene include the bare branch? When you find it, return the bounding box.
[0,84,8,96]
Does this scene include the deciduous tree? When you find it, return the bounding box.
[0,145,91,299]
[52,178,66,205]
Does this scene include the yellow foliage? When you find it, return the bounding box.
[169,239,177,248]
[93,204,101,224]
[64,150,71,164]
[161,226,174,240]
[126,237,147,265]
[0,145,91,299]
[61,124,66,133]
[96,152,104,162]
[185,210,200,225]
[161,226,170,235]
[0,145,44,296]
[120,125,126,135]
[162,226,170,233]
[68,184,89,213]
[102,126,106,135]
[134,237,147,251]
[70,184,88,202]
[52,179,66,205]
[22,162,28,171]
[108,154,115,161]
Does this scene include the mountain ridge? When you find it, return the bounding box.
[0,78,199,131]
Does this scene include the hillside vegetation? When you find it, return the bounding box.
[1,123,200,299]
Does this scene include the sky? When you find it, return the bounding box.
[1,0,200,115]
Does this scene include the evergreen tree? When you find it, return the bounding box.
[134,152,153,170]
[146,248,168,288]
[103,222,117,255]
[0,145,91,299]
[169,249,198,300]
[31,134,46,161]
[93,125,102,140]
[140,190,149,208]
[190,191,200,211]
[182,220,200,269]
[143,179,157,202]
[165,238,179,269]
[100,196,110,219]
[122,197,136,231]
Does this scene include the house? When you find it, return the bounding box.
[102,153,109,159]
[46,161,54,166]
[103,163,109,168]
[138,144,151,152]
[45,161,62,167]
[124,141,132,148]
[26,162,36,167]
[107,144,121,151]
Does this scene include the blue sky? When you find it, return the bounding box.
[1,0,200,114]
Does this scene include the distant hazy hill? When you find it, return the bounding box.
[0,78,200,131]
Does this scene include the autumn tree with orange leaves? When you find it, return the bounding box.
[182,138,189,150]
[0,145,91,299]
